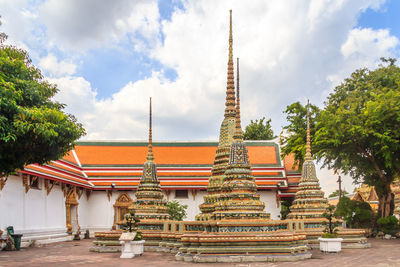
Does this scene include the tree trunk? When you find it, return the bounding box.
[377,184,393,218]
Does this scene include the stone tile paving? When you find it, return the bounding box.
[0,238,399,267]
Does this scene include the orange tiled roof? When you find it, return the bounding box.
[21,141,300,192]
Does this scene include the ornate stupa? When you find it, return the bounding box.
[212,58,269,220]
[287,101,328,219]
[129,98,170,220]
[392,180,400,217]
[197,10,237,221]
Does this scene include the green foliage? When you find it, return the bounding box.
[280,200,291,220]
[281,102,320,170]
[321,205,340,237]
[243,117,275,140]
[328,189,349,198]
[321,233,338,238]
[166,200,188,221]
[335,196,374,228]
[315,58,400,218]
[377,215,399,235]
[123,210,142,240]
[0,38,85,176]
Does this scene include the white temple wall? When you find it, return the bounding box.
[76,192,89,232]
[166,190,207,221]
[1,179,284,244]
[259,190,281,220]
[85,190,136,233]
[0,175,69,245]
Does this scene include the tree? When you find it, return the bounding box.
[166,200,188,221]
[335,196,374,228]
[315,59,400,218]
[328,189,349,198]
[281,102,320,170]
[243,117,275,140]
[280,200,291,220]
[0,29,85,177]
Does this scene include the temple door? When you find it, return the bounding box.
[66,189,80,234]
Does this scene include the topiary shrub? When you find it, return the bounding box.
[377,216,399,235]
[321,205,341,238]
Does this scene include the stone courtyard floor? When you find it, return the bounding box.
[0,238,399,267]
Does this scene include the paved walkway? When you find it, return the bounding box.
[0,238,399,267]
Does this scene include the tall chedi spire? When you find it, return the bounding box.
[197,10,237,221]
[224,9,236,119]
[129,98,170,220]
[287,100,328,219]
[213,58,269,220]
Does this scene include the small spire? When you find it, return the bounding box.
[224,10,236,118]
[234,57,243,140]
[147,97,154,161]
[305,99,312,160]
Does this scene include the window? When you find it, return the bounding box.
[175,190,188,199]
[29,176,41,190]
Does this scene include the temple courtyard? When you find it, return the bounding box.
[0,238,399,267]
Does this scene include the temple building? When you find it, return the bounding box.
[0,11,301,247]
[0,140,299,245]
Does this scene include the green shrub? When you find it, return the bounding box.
[166,200,188,221]
[321,233,338,238]
[377,216,399,235]
[321,205,340,237]
[280,201,291,220]
[335,196,374,228]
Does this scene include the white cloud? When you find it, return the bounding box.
[38,0,161,51]
[2,0,399,194]
[341,27,398,59]
[39,54,77,77]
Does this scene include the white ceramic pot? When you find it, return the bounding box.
[119,232,137,258]
[318,237,343,252]
[132,240,145,256]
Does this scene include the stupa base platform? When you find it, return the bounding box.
[176,232,311,263]
[179,252,311,263]
[304,229,370,249]
[90,220,166,253]
[297,220,370,249]
[90,230,123,253]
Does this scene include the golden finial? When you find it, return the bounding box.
[234,57,243,140]
[224,10,236,118]
[305,99,312,160]
[279,128,284,145]
[147,97,154,161]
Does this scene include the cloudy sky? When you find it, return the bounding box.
[1,0,399,194]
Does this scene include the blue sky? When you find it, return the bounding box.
[1,0,400,193]
[358,0,400,42]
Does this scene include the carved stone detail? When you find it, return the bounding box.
[113,192,133,230]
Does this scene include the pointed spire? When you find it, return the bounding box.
[305,99,312,161]
[234,57,243,140]
[147,97,154,161]
[224,10,236,118]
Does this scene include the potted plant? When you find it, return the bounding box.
[119,210,145,258]
[318,205,343,252]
